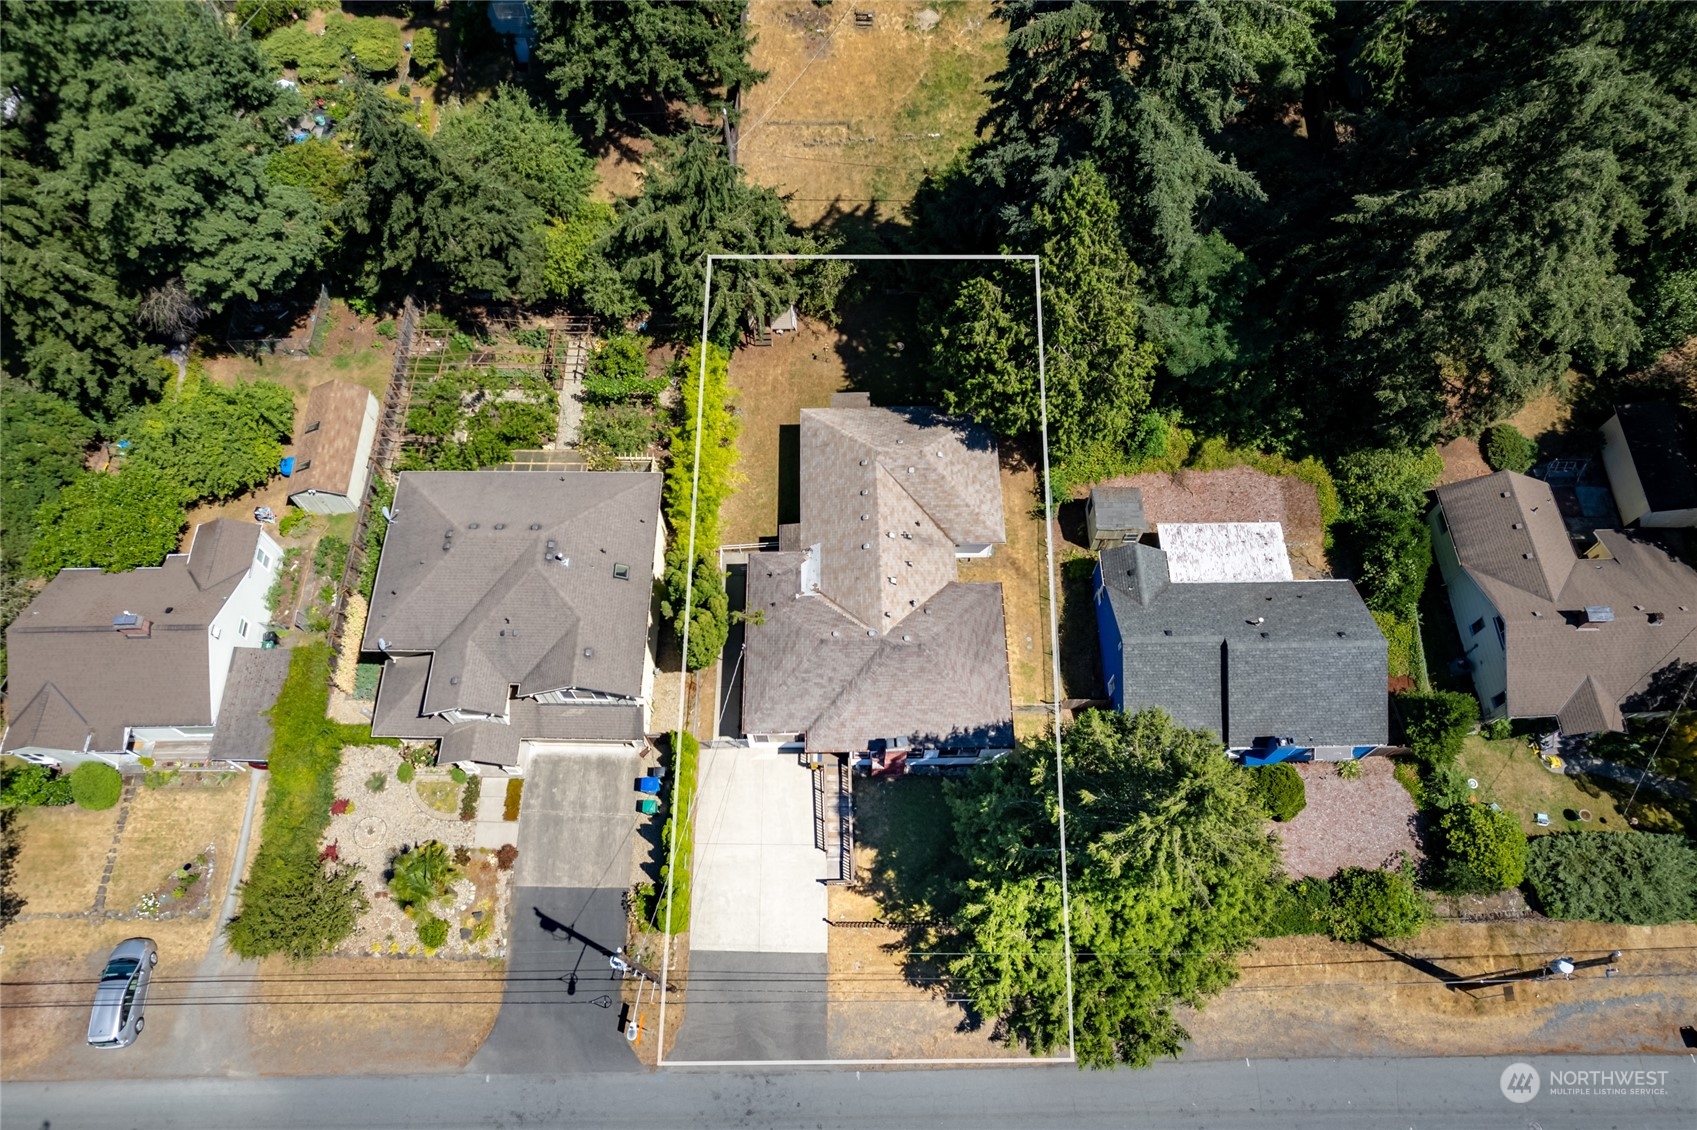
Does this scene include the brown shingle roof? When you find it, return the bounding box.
[740,551,1013,753]
[289,381,375,498]
[2,520,261,753]
[798,406,1004,631]
[1435,471,1697,732]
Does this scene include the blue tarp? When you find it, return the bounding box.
[279,456,295,477]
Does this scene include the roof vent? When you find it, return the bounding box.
[1501,490,1511,498]
[867,629,876,636]
[1512,522,1523,529]
[1522,552,1533,559]
[443,542,452,552]
[906,466,915,474]
[582,647,593,659]
[444,529,454,538]
[859,459,869,466]
[467,522,479,529]
[530,523,542,531]
[861,514,870,521]
[1247,616,1265,625]
[860,489,868,496]
[449,676,460,685]
[1649,611,1665,625]
[831,630,840,637]
[546,540,557,550]
[494,523,506,530]
[861,543,870,550]
[902,634,912,642]
[1163,629,1173,636]
[1337,630,1347,638]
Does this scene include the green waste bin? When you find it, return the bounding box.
[638,797,658,816]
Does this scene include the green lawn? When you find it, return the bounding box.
[1456,734,1627,836]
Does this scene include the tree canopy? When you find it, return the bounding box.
[946,709,1279,1066]
[121,376,295,502]
[532,0,766,138]
[1,384,98,570]
[1,0,320,419]
[26,466,186,576]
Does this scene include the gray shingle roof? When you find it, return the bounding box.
[1089,486,1145,529]
[2,520,262,754]
[363,471,662,717]
[740,551,1013,753]
[797,406,1004,631]
[209,648,292,761]
[1098,544,1388,747]
[1434,471,1697,731]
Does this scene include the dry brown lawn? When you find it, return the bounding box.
[104,779,250,912]
[9,803,122,915]
[1274,760,1423,880]
[740,0,1005,227]
[825,883,1025,1060]
[721,322,851,545]
[1504,388,1572,447]
[1436,436,1492,485]
[241,956,503,1073]
[958,460,1050,706]
[201,300,392,411]
[1184,920,1697,1058]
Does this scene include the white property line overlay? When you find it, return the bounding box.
[659,252,1075,1068]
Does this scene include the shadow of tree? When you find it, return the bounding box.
[1059,556,1105,700]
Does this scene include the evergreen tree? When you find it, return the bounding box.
[0,385,99,570]
[531,0,766,138]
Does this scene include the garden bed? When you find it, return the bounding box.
[133,846,215,920]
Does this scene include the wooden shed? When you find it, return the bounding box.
[1085,486,1146,550]
[285,380,379,515]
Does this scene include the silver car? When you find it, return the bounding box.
[86,937,157,1048]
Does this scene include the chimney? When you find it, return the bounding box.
[113,611,152,639]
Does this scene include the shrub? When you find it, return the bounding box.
[1438,804,1527,893]
[1482,717,1513,741]
[580,401,660,456]
[660,344,738,671]
[1525,832,1697,925]
[1337,759,1363,780]
[647,731,699,934]
[278,509,312,537]
[416,913,449,950]
[70,762,123,810]
[1263,876,1334,937]
[1,763,74,809]
[459,774,481,822]
[495,843,519,871]
[1251,763,1306,821]
[1481,424,1537,474]
[313,534,350,579]
[451,845,472,867]
[365,771,387,793]
[226,857,368,961]
[1328,864,1430,942]
[375,320,399,340]
[503,778,523,821]
[1341,507,1432,614]
[1398,690,1477,768]
[410,27,440,81]
[388,840,462,910]
[583,334,664,405]
[449,766,467,784]
[396,762,415,783]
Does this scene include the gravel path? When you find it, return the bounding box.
[1274,759,1424,879]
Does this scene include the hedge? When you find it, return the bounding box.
[1397,690,1477,767]
[1438,803,1527,893]
[647,731,699,935]
[1525,832,1697,925]
[70,762,123,810]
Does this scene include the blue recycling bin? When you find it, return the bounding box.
[637,776,661,795]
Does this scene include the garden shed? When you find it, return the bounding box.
[285,380,379,515]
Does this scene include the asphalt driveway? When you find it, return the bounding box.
[469,749,642,1074]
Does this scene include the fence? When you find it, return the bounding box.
[327,295,419,658]
[305,284,332,356]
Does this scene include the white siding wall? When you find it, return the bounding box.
[343,391,381,508]
[1601,415,1650,526]
[1430,508,1509,719]
[206,530,284,720]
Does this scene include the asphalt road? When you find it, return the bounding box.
[3,1056,1692,1130]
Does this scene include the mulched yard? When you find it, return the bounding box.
[1097,466,1328,577]
[1273,758,1423,879]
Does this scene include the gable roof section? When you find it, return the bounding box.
[363,471,662,715]
[1433,472,1575,601]
[290,380,375,497]
[1098,544,1388,747]
[1614,402,1697,514]
[797,406,1004,630]
[740,551,1013,753]
[1435,471,1697,731]
[2,520,261,754]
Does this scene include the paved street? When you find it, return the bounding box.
[3,1056,1692,1129]
[468,750,643,1074]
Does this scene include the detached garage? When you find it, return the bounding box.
[285,380,379,515]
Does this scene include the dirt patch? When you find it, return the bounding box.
[740,0,1005,228]
[1182,920,1697,1058]
[721,320,851,544]
[1504,388,1572,447]
[202,300,393,412]
[1098,466,1328,578]
[1436,436,1492,485]
[1273,759,1423,880]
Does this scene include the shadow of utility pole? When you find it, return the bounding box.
[1365,940,1623,995]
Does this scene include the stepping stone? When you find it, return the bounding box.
[460,928,473,941]
[471,910,484,922]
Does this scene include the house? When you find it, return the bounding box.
[361,469,664,772]
[1600,402,1697,528]
[1094,524,1388,761]
[284,380,379,515]
[1085,485,1146,550]
[2,520,282,766]
[1430,470,1697,733]
[740,398,1013,758]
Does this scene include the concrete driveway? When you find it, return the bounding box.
[469,749,642,1074]
[669,747,829,1062]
